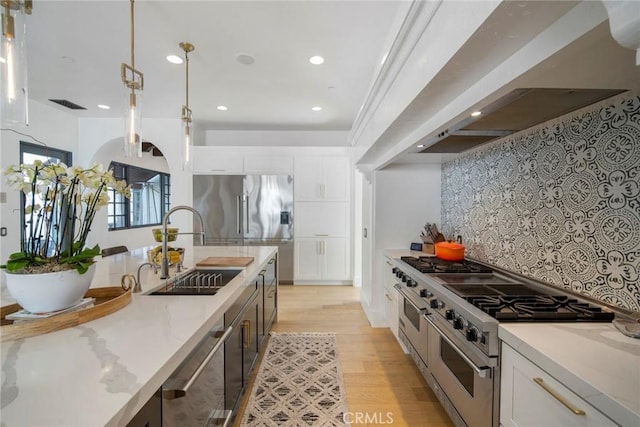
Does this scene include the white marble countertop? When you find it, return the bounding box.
[0,244,277,427]
[499,323,640,427]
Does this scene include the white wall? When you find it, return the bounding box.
[78,118,190,252]
[362,162,441,326]
[0,101,79,264]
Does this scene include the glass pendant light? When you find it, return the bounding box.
[1,0,31,126]
[121,0,143,157]
[180,41,194,170]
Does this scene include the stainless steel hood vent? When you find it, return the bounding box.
[420,88,626,153]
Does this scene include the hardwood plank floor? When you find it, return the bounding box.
[235,285,454,426]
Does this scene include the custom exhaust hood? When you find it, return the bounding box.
[419,88,626,153]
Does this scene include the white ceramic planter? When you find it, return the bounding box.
[4,264,96,313]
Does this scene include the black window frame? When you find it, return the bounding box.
[107,161,171,231]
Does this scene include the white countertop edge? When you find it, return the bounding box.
[499,325,640,427]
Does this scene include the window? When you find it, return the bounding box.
[19,142,72,256]
[107,162,170,230]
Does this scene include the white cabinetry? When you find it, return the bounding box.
[294,237,350,282]
[294,202,349,237]
[383,257,400,340]
[243,154,293,174]
[294,156,350,201]
[192,148,243,174]
[501,343,616,427]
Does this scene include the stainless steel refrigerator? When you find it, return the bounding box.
[193,175,294,283]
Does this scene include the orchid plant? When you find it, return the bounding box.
[2,161,130,274]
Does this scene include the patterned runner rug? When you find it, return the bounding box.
[240,332,349,426]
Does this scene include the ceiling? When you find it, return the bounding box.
[24,0,403,131]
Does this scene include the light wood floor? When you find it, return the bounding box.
[235,285,454,426]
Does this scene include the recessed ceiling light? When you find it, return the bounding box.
[97,104,110,110]
[236,54,255,65]
[166,55,183,64]
[217,105,228,111]
[312,106,322,111]
[471,111,482,117]
[417,144,425,148]
[309,56,324,65]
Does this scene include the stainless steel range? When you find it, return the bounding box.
[392,255,614,427]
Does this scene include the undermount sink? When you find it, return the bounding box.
[147,269,241,295]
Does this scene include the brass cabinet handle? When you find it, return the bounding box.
[242,319,251,349]
[533,378,586,415]
[385,293,392,301]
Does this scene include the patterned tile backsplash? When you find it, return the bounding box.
[441,92,640,312]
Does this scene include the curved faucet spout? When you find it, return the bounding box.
[160,205,205,279]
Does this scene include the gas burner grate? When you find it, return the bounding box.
[400,256,493,274]
[467,295,615,322]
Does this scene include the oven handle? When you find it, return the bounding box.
[394,284,426,313]
[424,314,491,379]
[163,326,233,400]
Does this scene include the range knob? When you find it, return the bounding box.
[392,267,398,274]
[407,279,417,287]
[430,299,443,309]
[453,317,464,330]
[419,289,430,298]
[445,309,455,320]
[466,327,479,342]
[401,274,408,282]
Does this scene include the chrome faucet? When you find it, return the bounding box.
[135,262,157,293]
[160,205,205,279]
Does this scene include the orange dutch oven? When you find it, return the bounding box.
[435,240,465,262]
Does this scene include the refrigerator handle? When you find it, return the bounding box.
[236,195,242,234]
[244,194,249,234]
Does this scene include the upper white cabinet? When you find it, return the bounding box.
[243,154,293,174]
[191,147,294,174]
[192,148,243,174]
[500,343,617,427]
[294,156,350,201]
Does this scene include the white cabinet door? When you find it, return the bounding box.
[294,157,322,201]
[501,343,616,427]
[383,258,399,339]
[294,202,349,237]
[321,156,350,201]
[323,238,350,281]
[294,156,350,201]
[294,237,350,282]
[294,239,322,281]
[192,149,244,174]
[244,155,293,174]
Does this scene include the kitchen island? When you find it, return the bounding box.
[0,244,277,427]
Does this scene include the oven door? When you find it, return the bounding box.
[426,315,496,427]
[395,284,429,366]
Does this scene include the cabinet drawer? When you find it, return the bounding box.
[500,343,616,427]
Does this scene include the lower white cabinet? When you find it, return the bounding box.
[383,258,399,339]
[500,343,616,427]
[294,237,350,282]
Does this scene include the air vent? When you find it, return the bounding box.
[48,99,87,110]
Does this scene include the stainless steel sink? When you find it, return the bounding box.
[148,269,241,295]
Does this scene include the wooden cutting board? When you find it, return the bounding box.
[196,256,255,267]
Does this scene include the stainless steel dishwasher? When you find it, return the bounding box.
[162,318,232,426]
[162,283,259,426]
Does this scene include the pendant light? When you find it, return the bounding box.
[180,41,194,170]
[1,0,31,126]
[121,0,143,157]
